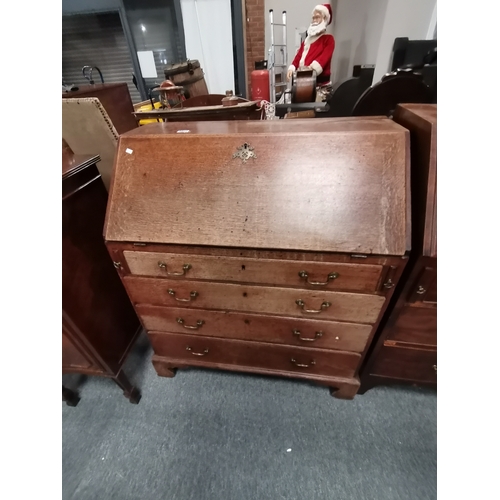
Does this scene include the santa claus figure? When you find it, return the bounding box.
[286,4,335,87]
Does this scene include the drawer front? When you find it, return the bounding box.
[408,266,437,304]
[387,304,437,347]
[137,304,372,352]
[123,250,384,292]
[369,345,437,383]
[124,276,385,324]
[149,331,361,379]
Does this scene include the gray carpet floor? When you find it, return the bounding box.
[62,332,437,500]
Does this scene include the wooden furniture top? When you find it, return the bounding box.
[104,118,410,256]
[132,101,260,120]
[395,103,436,126]
[62,152,100,180]
[62,83,130,96]
[118,117,406,137]
[393,104,436,258]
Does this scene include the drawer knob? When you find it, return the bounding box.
[416,286,426,295]
[186,346,209,356]
[295,299,331,314]
[383,279,395,289]
[433,364,437,372]
[168,289,198,302]
[158,262,191,277]
[292,329,323,342]
[177,318,205,330]
[290,358,316,369]
[298,270,339,286]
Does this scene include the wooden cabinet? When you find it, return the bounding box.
[359,104,437,392]
[62,150,142,405]
[104,118,411,399]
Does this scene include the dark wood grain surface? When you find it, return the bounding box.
[104,118,410,256]
[105,118,411,399]
[136,304,372,352]
[62,153,100,180]
[123,250,384,293]
[359,104,437,393]
[123,276,386,324]
[63,151,142,402]
[172,94,249,108]
[132,101,260,122]
[149,331,361,379]
[393,104,437,258]
[367,344,437,384]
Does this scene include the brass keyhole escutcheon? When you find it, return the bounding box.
[233,143,257,163]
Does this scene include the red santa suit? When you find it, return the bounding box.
[288,4,335,85]
[289,33,335,85]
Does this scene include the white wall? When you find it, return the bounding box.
[264,0,436,85]
[264,1,337,77]
[331,0,387,83]
[373,0,437,82]
[180,0,235,94]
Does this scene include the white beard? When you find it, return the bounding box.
[307,20,326,37]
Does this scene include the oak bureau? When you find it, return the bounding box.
[104,118,411,399]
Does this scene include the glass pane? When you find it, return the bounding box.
[62,12,141,103]
[122,0,185,94]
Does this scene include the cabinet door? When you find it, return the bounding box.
[62,332,95,370]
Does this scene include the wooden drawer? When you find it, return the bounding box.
[408,266,437,304]
[137,304,372,352]
[369,345,437,383]
[386,304,437,347]
[124,276,385,324]
[149,331,361,379]
[123,250,384,293]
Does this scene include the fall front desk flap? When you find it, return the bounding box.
[104,118,410,256]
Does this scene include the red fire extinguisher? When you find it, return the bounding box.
[251,60,270,103]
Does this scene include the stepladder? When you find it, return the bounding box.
[268,9,288,104]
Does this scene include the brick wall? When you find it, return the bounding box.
[244,0,265,98]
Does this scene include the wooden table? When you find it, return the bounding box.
[133,100,262,122]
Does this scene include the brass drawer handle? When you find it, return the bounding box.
[158,262,191,276]
[290,357,316,368]
[292,329,323,342]
[186,346,209,356]
[177,318,205,330]
[298,270,339,286]
[295,299,331,314]
[168,289,198,302]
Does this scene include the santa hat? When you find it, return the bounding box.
[313,4,333,26]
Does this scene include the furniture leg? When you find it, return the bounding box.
[112,370,141,404]
[62,385,80,407]
[152,357,177,378]
[329,378,360,400]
